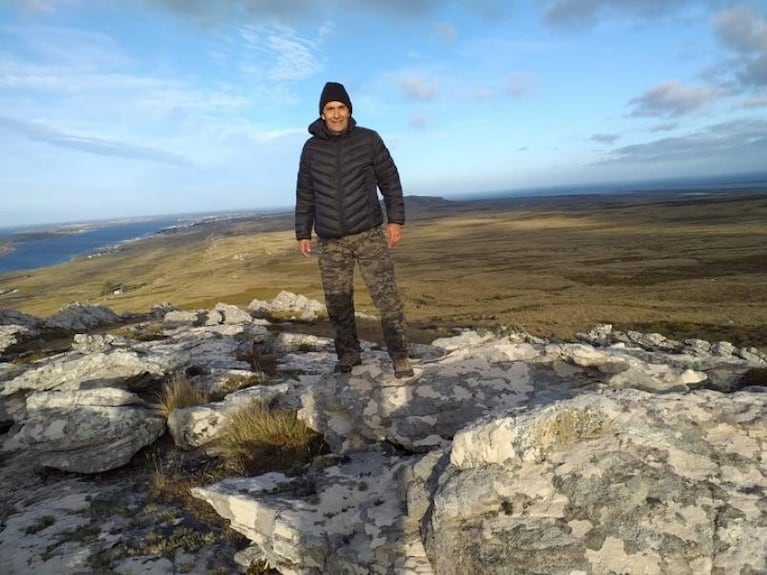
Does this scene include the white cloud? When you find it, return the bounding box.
[211,23,324,84]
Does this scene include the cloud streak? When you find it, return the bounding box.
[236,24,323,82]
[604,118,767,164]
[0,116,193,166]
[628,81,723,117]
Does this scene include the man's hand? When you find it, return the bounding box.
[298,239,312,257]
[386,223,403,248]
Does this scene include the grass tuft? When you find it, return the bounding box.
[214,401,326,476]
[157,374,210,418]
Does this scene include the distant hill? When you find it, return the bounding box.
[403,195,452,206]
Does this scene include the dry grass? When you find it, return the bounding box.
[213,401,326,476]
[1,189,766,349]
[157,373,210,418]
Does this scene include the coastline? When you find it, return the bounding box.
[0,209,298,276]
[0,215,223,275]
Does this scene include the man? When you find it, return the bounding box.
[295,81,414,378]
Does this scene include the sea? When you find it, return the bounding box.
[0,211,273,275]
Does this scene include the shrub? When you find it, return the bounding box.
[157,373,210,418]
[214,401,326,475]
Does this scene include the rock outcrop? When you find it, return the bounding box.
[248,290,327,322]
[191,324,767,574]
[1,301,766,574]
[43,301,122,331]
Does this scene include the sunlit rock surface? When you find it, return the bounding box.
[1,302,766,573]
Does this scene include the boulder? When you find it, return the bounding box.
[6,388,166,473]
[0,324,36,354]
[43,302,122,331]
[0,309,42,353]
[248,290,326,321]
[424,388,767,574]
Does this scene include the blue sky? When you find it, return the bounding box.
[1,0,766,227]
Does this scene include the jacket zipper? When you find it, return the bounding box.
[335,137,346,236]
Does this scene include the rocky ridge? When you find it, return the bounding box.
[1,293,766,574]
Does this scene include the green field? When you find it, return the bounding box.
[1,190,766,349]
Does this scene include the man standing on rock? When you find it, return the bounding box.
[294,81,414,378]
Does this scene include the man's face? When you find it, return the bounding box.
[322,101,350,134]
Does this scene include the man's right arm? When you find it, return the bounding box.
[295,146,315,248]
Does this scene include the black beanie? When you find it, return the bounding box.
[319,81,352,115]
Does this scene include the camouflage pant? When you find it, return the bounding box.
[317,226,408,361]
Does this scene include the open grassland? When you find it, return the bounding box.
[1,190,766,349]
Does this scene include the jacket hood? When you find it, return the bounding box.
[308,117,357,139]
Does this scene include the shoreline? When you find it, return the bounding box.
[0,214,247,274]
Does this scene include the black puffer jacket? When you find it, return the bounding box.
[295,118,406,240]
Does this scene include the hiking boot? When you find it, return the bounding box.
[333,354,362,373]
[393,357,414,379]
